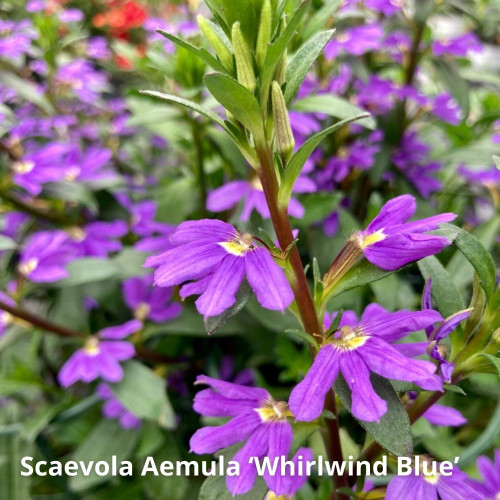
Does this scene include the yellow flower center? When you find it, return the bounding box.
[12,161,35,174]
[67,227,86,242]
[18,258,39,275]
[219,233,254,256]
[256,400,293,423]
[134,302,150,321]
[64,166,81,181]
[331,326,368,351]
[84,337,100,356]
[0,312,13,326]
[352,229,386,249]
[423,473,440,485]
[250,177,264,191]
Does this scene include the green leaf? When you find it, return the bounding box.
[204,73,264,142]
[0,432,33,500]
[260,0,311,108]
[285,328,318,349]
[292,94,376,129]
[297,192,343,225]
[302,0,341,40]
[279,114,368,205]
[479,354,500,377]
[284,29,334,104]
[0,72,53,114]
[452,227,496,301]
[69,419,140,491]
[59,258,122,286]
[334,373,413,456]
[0,235,16,251]
[493,155,500,169]
[156,29,229,73]
[43,181,98,212]
[433,58,470,117]
[204,280,254,335]
[111,361,175,428]
[414,0,435,24]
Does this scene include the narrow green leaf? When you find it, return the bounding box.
[452,227,496,301]
[0,432,32,500]
[335,373,413,456]
[204,73,264,142]
[285,328,319,349]
[279,114,368,205]
[433,58,470,117]
[0,72,53,114]
[111,361,175,428]
[284,29,335,104]
[260,0,311,108]
[156,29,229,74]
[292,94,376,129]
[69,419,140,491]
[479,354,500,376]
[0,235,16,251]
[204,280,254,335]
[302,0,341,39]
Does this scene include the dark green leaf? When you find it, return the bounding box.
[156,29,229,74]
[297,192,343,225]
[204,280,254,335]
[479,354,500,377]
[279,114,369,204]
[0,432,32,500]
[284,30,334,104]
[111,361,175,428]
[43,181,98,212]
[433,58,470,117]
[334,373,413,456]
[292,94,376,129]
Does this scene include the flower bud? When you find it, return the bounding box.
[271,81,295,161]
[256,0,272,69]
[274,17,287,85]
[232,22,256,92]
[197,15,233,73]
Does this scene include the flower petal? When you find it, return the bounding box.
[171,219,237,245]
[289,344,339,422]
[206,181,248,213]
[386,475,437,500]
[264,421,293,495]
[245,247,293,312]
[366,194,416,232]
[340,351,387,422]
[195,375,270,401]
[99,319,142,339]
[423,404,466,426]
[193,389,258,417]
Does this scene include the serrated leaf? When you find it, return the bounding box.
[334,373,413,456]
[292,94,376,129]
[156,29,229,73]
[204,280,254,335]
[279,114,368,205]
[284,29,334,104]
[204,73,264,143]
[111,361,175,428]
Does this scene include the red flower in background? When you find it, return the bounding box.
[93,0,148,39]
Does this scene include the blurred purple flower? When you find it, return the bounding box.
[58,9,84,23]
[290,304,443,423]
[458,164,500,186]
[0,20,36,60]
[18,230,78,282]
[58,319,142,387]
[207,176,315,221]
[366,0,402,16]
[86,37,112,60]
[144,219,294,318]
[70,220,128,258]
[422,404,467,427]
[325,23,384,59]
[473,450,500,499]
[64,146,115,182]
[354,76,397,115]
[96,383,141,429]
[432,33,483,57]
[431,93,462,125]
[0,292,16,337]
[190,375,311,496]
[122,274,181,323]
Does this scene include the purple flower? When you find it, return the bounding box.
[458,164,500,187]
[350,194,456,271]
[70,220,128,258]
[0,20,36,60]
[12,143,73,196]
[366,0,402,16]
[289,304,443,423]
[431,93,462,125]
[422,404,467,427]
[354,76,397,115]
[58,9,84,23]
[96,383,141,429]
[86,37,112,60]
[64,146,115,182]
[58,320,142,387]
[474,450,500,499]
[144,219,294,318]
[493,120,500,143]
[432,33,483,57]
[18,230,78,282]
[122,274,182,323]
[392,131,443,197]
[386,457,481,500]
[422,279,471,382]
[189,375,311,496]
[207,176,315,221]
[325,23,384,59]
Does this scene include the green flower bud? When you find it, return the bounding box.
[256,0,272,69]
[271,81,295,162]
[232,22,256,93]
[197,15,233,73]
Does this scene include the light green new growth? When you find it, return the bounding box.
[232,22,256,92]
[271,80,295,161]
[197,15,233,73]
[256,0,272,69]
